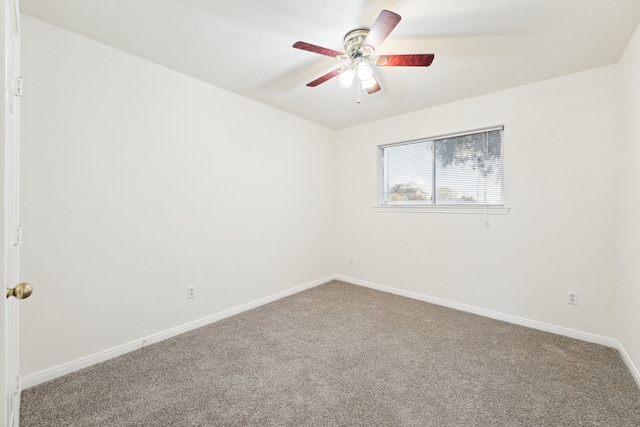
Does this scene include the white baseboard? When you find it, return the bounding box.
[337,275,640,387]
[23,274,640,391]
[616,341,640,389]
[335,275,619,347]
[21,276,334,390]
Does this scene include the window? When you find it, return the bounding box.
[379,127,504,208]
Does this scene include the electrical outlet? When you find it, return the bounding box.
[567,291,578,305]
[187,285,196,299]
[349,256,354,264]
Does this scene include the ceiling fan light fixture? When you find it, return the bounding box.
[357,62,373,81]
[293,10,434,102]
[339,68,356,87]
[360,76,377,89]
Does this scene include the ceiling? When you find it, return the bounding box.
[20,0,640,130]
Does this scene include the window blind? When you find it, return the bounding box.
[381,128,504,206]
[383,140,433,204]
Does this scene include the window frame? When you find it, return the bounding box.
[375,126,510,214]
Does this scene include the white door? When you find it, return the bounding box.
[3,0,25,425]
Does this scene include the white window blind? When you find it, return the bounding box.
[383,140,433,204]
[381,127,504,206]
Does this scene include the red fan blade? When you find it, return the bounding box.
[375,54,435,67]
[364,75,381,94]
[361,10,401,54]
[306,67,349,87]
[293,41,348,59]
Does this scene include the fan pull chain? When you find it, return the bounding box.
[356,76,362,104]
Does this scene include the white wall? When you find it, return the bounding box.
[19,16,334,375]
[333,65,620,338]
[618,23,640,377]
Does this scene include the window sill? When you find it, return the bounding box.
[373,205,511,214]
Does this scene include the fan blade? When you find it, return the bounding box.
[306,67,349,87]
[375,54,435,67]
[361,10,401,54]
[293,41,348,59]
[364,75,381,94]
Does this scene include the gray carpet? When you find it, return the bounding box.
[20,280,640,426]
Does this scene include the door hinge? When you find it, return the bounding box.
[13,225,22,246]
[9,76,22,97]
[15,373,22,392]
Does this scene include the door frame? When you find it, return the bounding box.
[1,0,6,414]
[2,0,22,425]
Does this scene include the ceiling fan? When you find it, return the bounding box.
[293,10,435,103]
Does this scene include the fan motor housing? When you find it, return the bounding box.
[343,29,371,58]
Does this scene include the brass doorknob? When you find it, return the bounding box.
[6,282,33,299]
